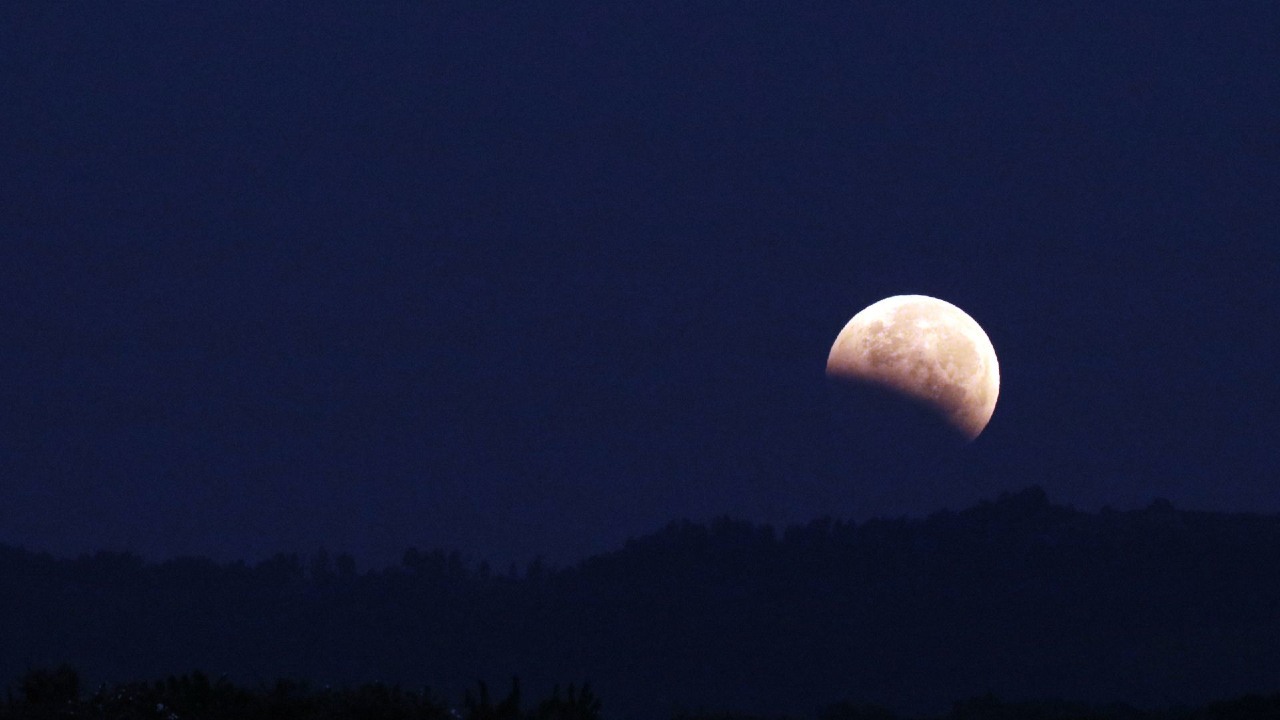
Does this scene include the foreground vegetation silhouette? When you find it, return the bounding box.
[7,666,1280,720]
[4,488,1280,718]
[2,665,602,720]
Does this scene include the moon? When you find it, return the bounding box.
[826,295,1000,441]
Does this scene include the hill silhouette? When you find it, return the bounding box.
[4,487,1280,718]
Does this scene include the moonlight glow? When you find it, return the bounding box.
[826,295,1000,441]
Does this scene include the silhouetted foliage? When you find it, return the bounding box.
[4,488,1280,718]
[533,683,602,720]
[8,668,1280,719]
[464,678,523,720]
[0,670,549,720]
[1189,693,1280,720]
[18,666,78,707]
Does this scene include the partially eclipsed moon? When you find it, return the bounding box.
[826,295,1000,441]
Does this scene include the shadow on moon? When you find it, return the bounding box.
[824,376,982,520]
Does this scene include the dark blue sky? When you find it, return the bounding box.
[1,2,1277,569]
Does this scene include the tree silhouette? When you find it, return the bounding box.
[532,683,602,720]
[462,678,522,720]
[18,665,78,707]
[4,487,1280,718]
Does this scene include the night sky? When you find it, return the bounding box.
[1,2,1277,571]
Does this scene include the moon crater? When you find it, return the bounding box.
[826,295,999,441]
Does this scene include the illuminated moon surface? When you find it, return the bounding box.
[826,295,1000,441]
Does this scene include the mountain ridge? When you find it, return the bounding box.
[3,486,1279,718]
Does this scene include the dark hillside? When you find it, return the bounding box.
[4,488,1280,718]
